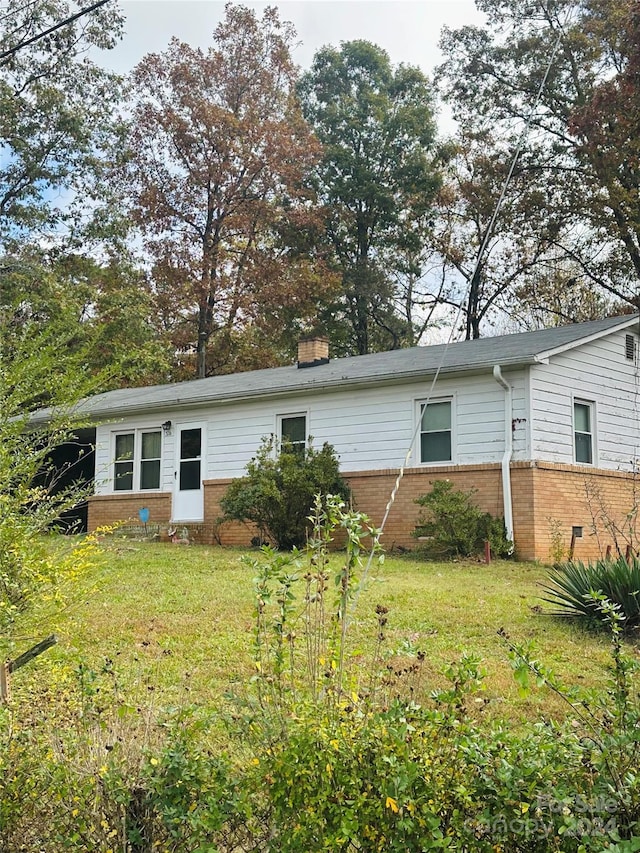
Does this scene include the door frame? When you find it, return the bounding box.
[172,421,207,522]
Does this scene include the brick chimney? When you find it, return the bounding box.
[297,335,329,368]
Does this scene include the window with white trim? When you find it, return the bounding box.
[573,400,594,465]
[278,413,307,455]
[113,429,162,491]
[114,433,135,491]
[419,399,452,463]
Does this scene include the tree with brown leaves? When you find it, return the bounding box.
[124,4,330,378]
[437,0,640,328]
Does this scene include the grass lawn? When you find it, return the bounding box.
[7,537,615,723]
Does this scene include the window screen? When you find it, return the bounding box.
[114,433,134,491]
[140,431,161,490]
[280,415,306,454]
[574,401,593,465]
[420,401,452,463]
[179,428,202,491]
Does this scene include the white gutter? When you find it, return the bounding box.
[492,365,514,545]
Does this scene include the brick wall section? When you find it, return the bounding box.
[344,465,506,551]
[88,493,218,544]
[524,462,640,563]
[204,479,261,545]
[202,465,507,551]
[88,493,172,530]
[510,464,536,559]
[347,462,640,562]
[91,463,640,562]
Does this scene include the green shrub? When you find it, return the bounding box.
[141,712,251,851]
[541,556,640,631]
[251,650,623,852]
[412,479,512,558]
[0,321,103,629]
[220,436,350,549]
[498,604,640,845]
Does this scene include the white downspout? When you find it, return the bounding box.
[493,365,514,546]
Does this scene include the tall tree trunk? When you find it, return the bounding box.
[465,262,483,340]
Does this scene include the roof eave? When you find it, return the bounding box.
[536,316,640,361]
[82,358,536,421]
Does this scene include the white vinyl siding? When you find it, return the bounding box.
[93,370,527,497]
[530,328,640,470]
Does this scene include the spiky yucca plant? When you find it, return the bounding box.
[541,557,640,632]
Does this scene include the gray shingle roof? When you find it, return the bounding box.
[75,314,639,419]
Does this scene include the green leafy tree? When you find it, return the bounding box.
[430,132,616,338]
[0,250,172,388]
[437,0,640,317]
[0,0,124,244]
[0,320,101,628]
[569,0,640,298]
[220,438,350,550]
[510,259,619,331]
[0,3,141,388]
[298,40,441,356]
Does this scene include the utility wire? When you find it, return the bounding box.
[0,0,112,64]
[348,4,574,624]
[0,0,41,27]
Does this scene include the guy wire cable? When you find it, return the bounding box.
[347,1,575,626]
[0,0,112,64]
[0,0,41,27]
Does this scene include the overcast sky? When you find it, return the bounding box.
[106,1,485,79]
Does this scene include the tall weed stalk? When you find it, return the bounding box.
[243,494,384,716]
[502,594,640,834]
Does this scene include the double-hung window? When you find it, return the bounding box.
[114,433,135,491]
[279,413,307,455]
[140,431,162,489]
[419,399,452,464]
[113,430,162,491]
[574,400,594,465]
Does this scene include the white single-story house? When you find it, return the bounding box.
[80,314,640,561]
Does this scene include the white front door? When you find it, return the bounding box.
[173,423,205,521]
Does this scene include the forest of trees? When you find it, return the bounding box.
[0,0,638,387]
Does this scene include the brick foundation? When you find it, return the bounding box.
[344,464,506,550]
[204,479,261,545]
[348,462,640,562]
[201,465,507,553]
[88,493,221,544]
[515,461,640,564]
[89,463,640,562]
[88,492,172,531]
